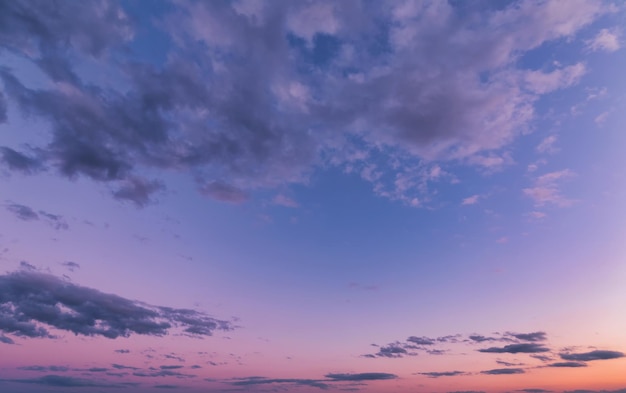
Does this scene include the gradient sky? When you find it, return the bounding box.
[1,1,626,392]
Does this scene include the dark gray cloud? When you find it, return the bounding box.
[6,202,38,221]
[407,336,436,345]
[519,389,551,393]
[4,202,68,230]
[481,368,525,375]
[325,373,397,382]
[112,177,164,207]
[478,343,549,354]
[469,334,497,343]
[112,364,139,370]
[0,271,235,343]
[2,374,137,388]
[18,365,69,372]
[375,343,410,358]
[231,377,329,390]
[548,362,587,368]
[133,369,195,378]
[154,385,180,389]
[560,350,624,362]
[160,365,184,370]
[114,349,130,354]
[418,371,466,378]
[0,147,43,174]
[0,0,609,206]
[61,261,81,271]
[507,331,547,342]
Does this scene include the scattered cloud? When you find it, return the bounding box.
[560,350,625,362]
[481,368,525,375]
[548,362,588,367]
[4,202,69,230]
[0,271,235,343]
[478,343,550,354]
[523,169,576,207]
[506,332,547,342]
[61,261,81,271]
[418,371,467,378]
[1,374,137,388]
[587,29,621,52]
[325,373,397,382]
[536,135,559,154]
[273,194,299,208]
[462,195,481,206]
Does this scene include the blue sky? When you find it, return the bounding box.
[0,1,625,392]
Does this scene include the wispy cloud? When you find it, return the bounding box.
[523,169,576,207]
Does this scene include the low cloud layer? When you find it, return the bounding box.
[0,271,235,343]
[560,350,625,362]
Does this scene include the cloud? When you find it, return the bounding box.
[0,271,235,342]
[18,365,70,372]
[5,203,38,221]
[230,377,329,390]
[114,349,130,354]
[461,195,480,206]
[0,0,615,207]
[418,371,466,378]
[374,343,411,358]
[481,368,525,375]
[478,343,550,354]
[4,202,68,230]
[587,28,621,52]
[112,177,164,207]
[536,136,558,154]
[61,261,80,271]
[507,331,547,342]
[548,362,588,367]
[325,373,397,382]
[468,334,498,343]
[520,389,551,393]
[523,169,576,207]
[0,147,43,174]
[272,194,299,208]
[560,350,625,362]
[2,374,137,388]
[524,64,586,95]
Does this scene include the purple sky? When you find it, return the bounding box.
[1,1,625,392]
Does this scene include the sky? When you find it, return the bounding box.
[0,0,625,392]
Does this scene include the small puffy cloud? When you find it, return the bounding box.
[273,194,299,208]
[61,261,80,271]
[536,135,558,154]
[560,350,624,362]
[461,195,480,206]
[481,368,525,375]
[478,343,550,354]
[587,29,621,52]
[507,331,547,342]
[524,169,576,207]
[524,63,586,94]
[200,182,248,204]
